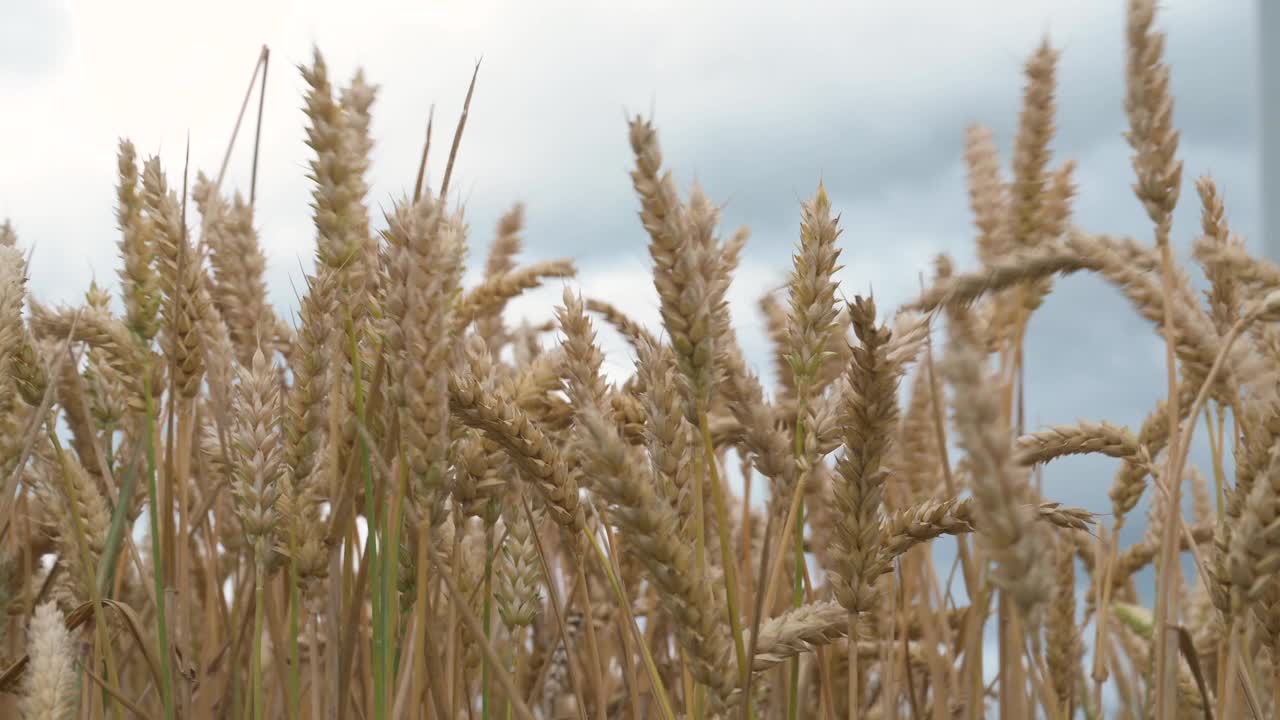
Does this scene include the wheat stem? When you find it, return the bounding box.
[582,527,677,720]
[143,376,176,720]
[699,409,750,717]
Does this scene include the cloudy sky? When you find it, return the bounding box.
[0,0,1265,567]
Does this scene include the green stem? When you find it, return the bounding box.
[790,400,807,720]
[506,633,519,720]
[144,377,176,720]
[253,558,267,720]
[97,451,137,597]
[789,503,804,720]
[692,438,707,575]
[583,528,677,720]
[697,409,751,719]
[383,453,407,716]
[692,439,708,720]
[348,311,386,720]
[46,426,122,720]
[289,550,301,720]
[483,520,494,720]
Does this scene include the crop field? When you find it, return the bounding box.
[0,0,1273,718]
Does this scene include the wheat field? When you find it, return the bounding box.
[0,0,1273,718]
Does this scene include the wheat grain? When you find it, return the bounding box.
[0,21,1267,719]
[830,295,899,614]
[941,303,1051,615]
[20,602,76,720]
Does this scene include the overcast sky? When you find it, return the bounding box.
[0,0,1264,560]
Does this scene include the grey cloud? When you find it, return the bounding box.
[227,0,1258,337]
[395,0,1257,338]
